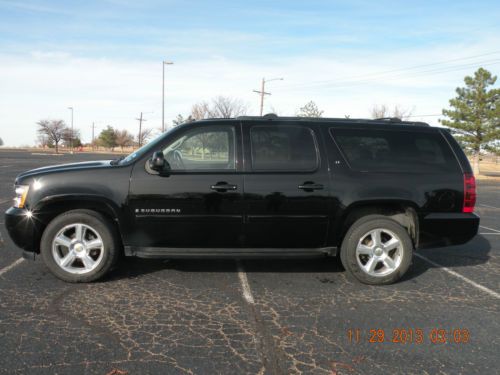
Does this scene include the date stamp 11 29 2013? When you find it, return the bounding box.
[347,328,470,345]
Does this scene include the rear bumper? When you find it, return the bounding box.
[418,212,480,248]
[4,207,40,253]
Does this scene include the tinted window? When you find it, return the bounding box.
[163,126,235,171]
[250,126,318,171]
[331,128,459,173]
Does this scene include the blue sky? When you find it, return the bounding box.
[1,0,499,146]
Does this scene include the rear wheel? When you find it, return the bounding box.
[41,209,120,282]
[340,215,413,285]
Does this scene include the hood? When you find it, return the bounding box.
[17,160,113,180]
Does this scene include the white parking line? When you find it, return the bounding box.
[0,258,24,277]
[0,199,11,205]
[480,225,500,233]
[237,260,255,304]
[479,203,500,209]
[415,253,500,299]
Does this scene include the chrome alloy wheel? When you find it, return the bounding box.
[51,223,105,274]
[355,228,404,277]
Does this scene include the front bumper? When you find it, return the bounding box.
[5,207,40,253]
[419,212,480,248]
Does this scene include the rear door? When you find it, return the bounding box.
[242,121,331,248]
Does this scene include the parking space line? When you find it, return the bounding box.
[479,203,500,209]
[415,253,500,299]
[480,225,500,233]
[0,198,11,205]
[237,260,255,304]
[0,258,24,277]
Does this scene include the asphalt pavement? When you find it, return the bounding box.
[0,149,499,375]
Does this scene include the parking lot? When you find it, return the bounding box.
[0,149,499,374]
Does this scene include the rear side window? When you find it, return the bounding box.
[250,126,318,171]
[331,128,460,173]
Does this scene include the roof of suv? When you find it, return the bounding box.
[197,113,431,128]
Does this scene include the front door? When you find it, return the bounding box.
[128,123,244,248]
[242,122,331,248]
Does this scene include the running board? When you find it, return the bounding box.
[124,246,337,259]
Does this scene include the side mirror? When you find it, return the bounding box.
[148,151,170,174]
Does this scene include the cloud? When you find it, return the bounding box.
[0,37,499,146]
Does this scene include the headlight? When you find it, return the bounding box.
[13,185,29,208]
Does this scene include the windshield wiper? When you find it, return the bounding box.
[110,156,124,166]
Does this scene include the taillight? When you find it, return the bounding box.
[463,173,476,213]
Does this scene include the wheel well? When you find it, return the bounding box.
[34,200,123,253]
[338,203,418,247]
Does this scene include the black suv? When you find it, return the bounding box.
[5,115,479,284]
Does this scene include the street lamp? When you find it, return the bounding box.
[253,77,284,116]
[67,107,74,153]
[162,61,174,133]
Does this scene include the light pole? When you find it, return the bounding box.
[253,77,283,116]
[67,107,74,153]
[162,61,174,133]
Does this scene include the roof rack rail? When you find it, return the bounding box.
[232,114,430,126]
[375,117,402,122]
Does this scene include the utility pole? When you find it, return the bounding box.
[91,122,96,150]
[136,112,147,148]
[162,61,174,133]
[67,107,74,153]
[253,77,283,116]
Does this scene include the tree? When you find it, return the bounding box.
[191,101,211,120]
[62,128,82,148]
[37,119,67,153]
[172,114,189,127]
[115,129,134,152]
[209,96,248,118]
[98,126,117,151]
[371,104,413,120]
[440,68,500,175]
[137,128,153,147]
[297,101,324,117]
[190,96,248,120]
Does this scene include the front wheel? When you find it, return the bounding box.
[40,209,121,282]
[340,215,413,285]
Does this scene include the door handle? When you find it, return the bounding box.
[211,182,238,192]
[298,182,324,191]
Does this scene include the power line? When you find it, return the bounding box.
[274,59,500,92]
[275,50,500,91]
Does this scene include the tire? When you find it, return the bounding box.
[40,209,121,282]
[340,215,413,285]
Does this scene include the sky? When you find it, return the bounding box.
[0,0,499,146]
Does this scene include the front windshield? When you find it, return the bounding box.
[120,127,176,164]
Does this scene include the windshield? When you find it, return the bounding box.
[120,128,175,164]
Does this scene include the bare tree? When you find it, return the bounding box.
[62,128,82,148]
[37,134,50,148]
[190,101,211,120]
[115,129,134,152]
[189,96,248,120]
[297,101,324,117]
[209,96,248,118]
[37,119,67,153]
[371,104,389,119]
[137,128,153,147]
[371,104,413,120]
